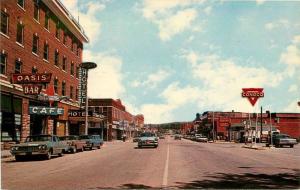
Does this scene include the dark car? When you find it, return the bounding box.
[270,134,298,148]
[79,135,103,150]
[59,135,87,153]
[10,135,65,160]
[174,134,182,140]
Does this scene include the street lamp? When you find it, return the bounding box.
[79,62,97,135]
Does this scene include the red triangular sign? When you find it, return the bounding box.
[242,88,264,106]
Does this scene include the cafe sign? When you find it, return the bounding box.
[29,106,64,115]
[242,88,264,106]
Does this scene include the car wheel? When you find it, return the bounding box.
[15,155,23,161]
[290,144,294,148]
[97,145,101,149]
[58,150,63,157]
[90,144,94,150]
[45,150,52,160]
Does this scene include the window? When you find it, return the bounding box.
[33,3,39,21]
[44,13,49,30]
[1,11,9,35]
[0,53,7,75]
[70,86,73,99]
[32,34,39,54]
[32,67,38,74]
[63,31,67,45]
[16,23,24,44]
[61,81,66,96]
[76,66,79,78]
[55,21,60,39]
[15,60,22,74]
[75,88,78,100]
[54,50,59,66]
[54,79,58,93]
[62,56,66,71]
[17,0,25,9]
[71,40,75,52]
[43,42,48,60]
[71,62,74,75]
[77,47,80,57]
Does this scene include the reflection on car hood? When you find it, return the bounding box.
[14,142,49,146]
[140,137,156,141]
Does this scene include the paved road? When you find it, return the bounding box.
[1,137,300,189]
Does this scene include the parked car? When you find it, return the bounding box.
[195,134,208,142]
[138,132,158,148]
[269,134,298,148]
[174,134,182,140]
[59,135,86,153]
[159,135,165,139]
[133,136,140,142]
[10,135,65,161]
[79,135,103,150]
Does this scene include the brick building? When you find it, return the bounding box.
[88,98,144,141]
[0,0,88,144]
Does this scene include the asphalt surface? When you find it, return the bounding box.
[1,136,300,189]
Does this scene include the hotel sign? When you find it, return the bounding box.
[242,88,264,106]
[12,73,52,84]
[78,68,87,107]
[68,110,93,117]
[29,106,64,115]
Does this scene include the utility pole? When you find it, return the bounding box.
[260,106,263,143]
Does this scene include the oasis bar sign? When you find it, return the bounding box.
[29,106,64,115]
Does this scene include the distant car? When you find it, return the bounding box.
[138,132,158,148]
[10,135,65,161]
[79,135,103,150]
[59,135,86,153]
[270,134,297,148]
[174,134,182,140]
[195,134,208,142]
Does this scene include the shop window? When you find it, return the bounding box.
[32,34,39,54]
[1,53,7,75]
[43,42,48,60]
[17,0,25,9]
[54,50,59,66]
[62,56,67,71]
[0,11,9,35]
[61,81,66,96]
[15,60,22,74]
[16,23,24,44]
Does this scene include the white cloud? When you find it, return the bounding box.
[181,51,284,112]
[284,99,300,112]
[256,0,266,5]
[140,0,205,41]
[280,35,300,67]
[83,50,125,99]
[204,6,212,15]
[288,84,298,92]
[265,19,290,30]
[131,69,171,89]
[140,103,174,124]
[61,0,104,46]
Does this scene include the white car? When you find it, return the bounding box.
[138,132,158,148]
[195,134,208,142]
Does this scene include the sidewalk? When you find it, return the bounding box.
[242,143,272,150]
[1,149,12,159]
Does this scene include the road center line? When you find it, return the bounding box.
[162,138,170,187]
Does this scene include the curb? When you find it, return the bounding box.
[242,145,266,150]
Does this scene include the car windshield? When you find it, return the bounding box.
[140,133,156,137]
[26,136,52,142]
[79,135,90,139]
[276,134,290,138]
[60,136,77,140]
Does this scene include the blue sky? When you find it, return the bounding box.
[62,0,300,123]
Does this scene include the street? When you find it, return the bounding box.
[2,136,300,189]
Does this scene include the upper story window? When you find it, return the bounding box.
[63,31,67,45]
[54,50,59,67]
[77,47,81,57]
[0,53,7,75]
[17,0,25,9]
[70,86,73,99]
[75,87,78,100]
[55,21,60,39]
[32,66,38,74]
[32,34,39,54]
[16,22,24,44]
[61,81,66,96]
[1,11,9,35]
[15,59,22,74]
[43,42,48,60]
[71,61,74,76]
[33,3,39,22]
[76,66,79,78]
[44,13,49,30]
[71,40,75,52]
[62,56,67,71]
[54,78,58,94]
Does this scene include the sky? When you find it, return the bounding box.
[61,0,300,124]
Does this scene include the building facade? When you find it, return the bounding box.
[0,0,88,144]
[88,98,144,141]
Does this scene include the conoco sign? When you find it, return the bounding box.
[242,88,264,106]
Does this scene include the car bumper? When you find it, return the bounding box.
[138,142,158,146]
[11,150,48,156]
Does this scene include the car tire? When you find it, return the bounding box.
[15,155,23,161]
[290,144,294,148]
[90,144,93,150]
[97,145,101,149]
[58,150,63,157]
[45,150,52,160]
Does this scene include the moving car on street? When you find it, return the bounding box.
[138,132,158,148]
[80,135,103,150]
[270,134,298,148]
[10,135,65,161]
[59,135,86,153]
[174,134,182,140]
[195,134,208,142]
